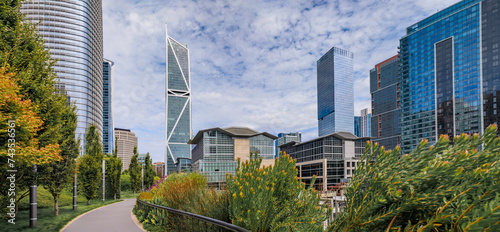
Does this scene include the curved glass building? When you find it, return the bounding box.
[21,0,104,153]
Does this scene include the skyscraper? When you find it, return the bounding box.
[370,55,401,151]
[114,128,138,171]
[21,1,104,153]
[166,27,192,174]
[399,0,500,154]
[317,47,354,136]
[359,108,371,137]
[103,59,114,155]
[274,132,302,157]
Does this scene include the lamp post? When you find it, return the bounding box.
[30,164,37,227]
[102,159,105,202]
[73,165,77,210]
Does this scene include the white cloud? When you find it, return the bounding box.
[103,0,458,162]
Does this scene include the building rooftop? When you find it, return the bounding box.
[114,128,131,132]
[189,127,278,144]
[279,131,371,148]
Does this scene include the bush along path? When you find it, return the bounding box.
[330,124,500,232]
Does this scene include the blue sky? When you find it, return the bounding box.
[102,0,458,163]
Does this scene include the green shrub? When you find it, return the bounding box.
[134,173,230,231]
[329,125,500,231]
[227,153,330,232]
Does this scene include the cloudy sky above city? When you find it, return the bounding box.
[102,0,457,162]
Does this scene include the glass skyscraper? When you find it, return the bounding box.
[21,1,104,153]
[400,0,500,154]
[103,59,114,155]
[370,55,401,151]
[166,28,192,174]
[317,47,354,136]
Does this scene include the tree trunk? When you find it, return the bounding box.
[87,199,90,205]
[114,193,116,200]
[54,196,59,216]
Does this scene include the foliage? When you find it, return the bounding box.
[129,147,141,194]
[144,153,156,189]
[105,141,122,199]
[329,125,500,232]
[40,104,79,216]
[134,173,230,231]
[78,125,104,204]
[227,152,329,232]
[121,173,131,192]
[0,0,74,218]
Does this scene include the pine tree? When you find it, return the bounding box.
[78,125,103,204]
[129,147,141,194]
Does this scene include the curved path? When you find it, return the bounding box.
[62,199,144,232]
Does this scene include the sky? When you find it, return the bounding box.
[102,0,458,163]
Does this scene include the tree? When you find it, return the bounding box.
[143,153,156,189]
[329,125,500,231]
[0,0,71,216]
[41,105,79,216]
[105,139,122,200]
[78,125,103,204]
[129,147,141,194]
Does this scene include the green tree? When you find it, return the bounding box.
[78,125,103,204]
[129,147,141,194]
[144,153,156,189]
[105,139,122,199]
[329,125,500,231]
[41,105,79,216]
[227,152,329,231]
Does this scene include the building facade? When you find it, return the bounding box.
[138,153,147,167]
[359,108,371,137]
[21,1,104,153]
[153,162,165,177]
[354,116,361,137]
[317,47,354,136]
[274,132,302,157]
[103,59,114,155]
[114,128,138,171]
[280,132,369,191]
[190,127,277,188]
[399,0,500,154]
[370,55,401,151]
[166,28,192,174]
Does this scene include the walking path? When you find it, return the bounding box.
[62,198,144,232]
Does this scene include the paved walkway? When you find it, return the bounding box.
[62,199,143,232]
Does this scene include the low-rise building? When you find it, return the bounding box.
[280,131,369,191]
[189,127,278,188]
[153,162,165,177]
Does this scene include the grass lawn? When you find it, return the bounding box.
[120,190,140,199]
[2,199,122,232]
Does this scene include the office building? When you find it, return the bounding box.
[279,132,369,191]
[370,55,401,151]
[21,1,104,153]
[354,116,361,137]
[190,127,277,188]
[166,28,192,174]
[399,0,500,154]
[317,47,354,136]
[153,162,165,176]
[115,128,138,171]
[103,59,114,155]
[359,108,371,137]
[274,132,302,157]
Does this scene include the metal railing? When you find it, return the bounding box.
[136,198,249,232]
